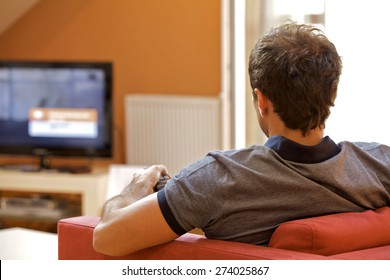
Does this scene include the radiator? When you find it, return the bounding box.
[125,94,221,175]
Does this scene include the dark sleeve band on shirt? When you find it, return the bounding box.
[157,190,187,235]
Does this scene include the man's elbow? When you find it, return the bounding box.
[92,226,112,255]
[92,226,131,257]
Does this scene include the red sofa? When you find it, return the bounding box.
[58,207,390,260]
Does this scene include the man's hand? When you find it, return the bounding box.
[101,165,169,214]
[120,165,169,203]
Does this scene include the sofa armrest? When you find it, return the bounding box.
[58,216,327,260]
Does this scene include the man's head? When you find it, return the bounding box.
[248,23,342,136]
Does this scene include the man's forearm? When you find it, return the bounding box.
[100,193,137,221]
[93,165,171,256]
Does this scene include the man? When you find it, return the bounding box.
[93,23,390,256]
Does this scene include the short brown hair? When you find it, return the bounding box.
[248,23,342,135]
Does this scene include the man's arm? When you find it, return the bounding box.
[93,165,180,256]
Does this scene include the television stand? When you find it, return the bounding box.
[0,167,108,233]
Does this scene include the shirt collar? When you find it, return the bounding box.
[264,136,341,164]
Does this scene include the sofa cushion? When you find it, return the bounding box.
[268,207,390,256]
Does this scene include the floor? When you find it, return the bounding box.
[0,227,58,260]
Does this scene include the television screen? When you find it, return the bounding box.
[0,61,113,169]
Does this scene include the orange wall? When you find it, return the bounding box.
[0,0,221,166]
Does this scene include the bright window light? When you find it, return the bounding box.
[274,0,325,15]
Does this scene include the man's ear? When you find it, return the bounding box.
[254,88,268,117]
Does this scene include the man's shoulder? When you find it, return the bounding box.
[175,145,275,179]
[338,140,390,151]
[208,145,273,158]
[337,140,390,163]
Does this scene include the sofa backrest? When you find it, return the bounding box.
[268,206,390,256]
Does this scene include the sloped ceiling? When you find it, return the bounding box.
[0,0,40,35]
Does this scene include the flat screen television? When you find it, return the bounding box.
[0,60,113,172]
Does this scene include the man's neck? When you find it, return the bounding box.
[262,101,325,146]
[268,127,324,146]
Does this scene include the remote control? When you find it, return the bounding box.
[154,175,170,192]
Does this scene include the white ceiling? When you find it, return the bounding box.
[0,0,40,35]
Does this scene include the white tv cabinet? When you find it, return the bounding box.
[0,169,107,232]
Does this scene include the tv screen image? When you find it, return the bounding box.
[0,61,113,171]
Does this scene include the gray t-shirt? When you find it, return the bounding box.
[157,136,390,245]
